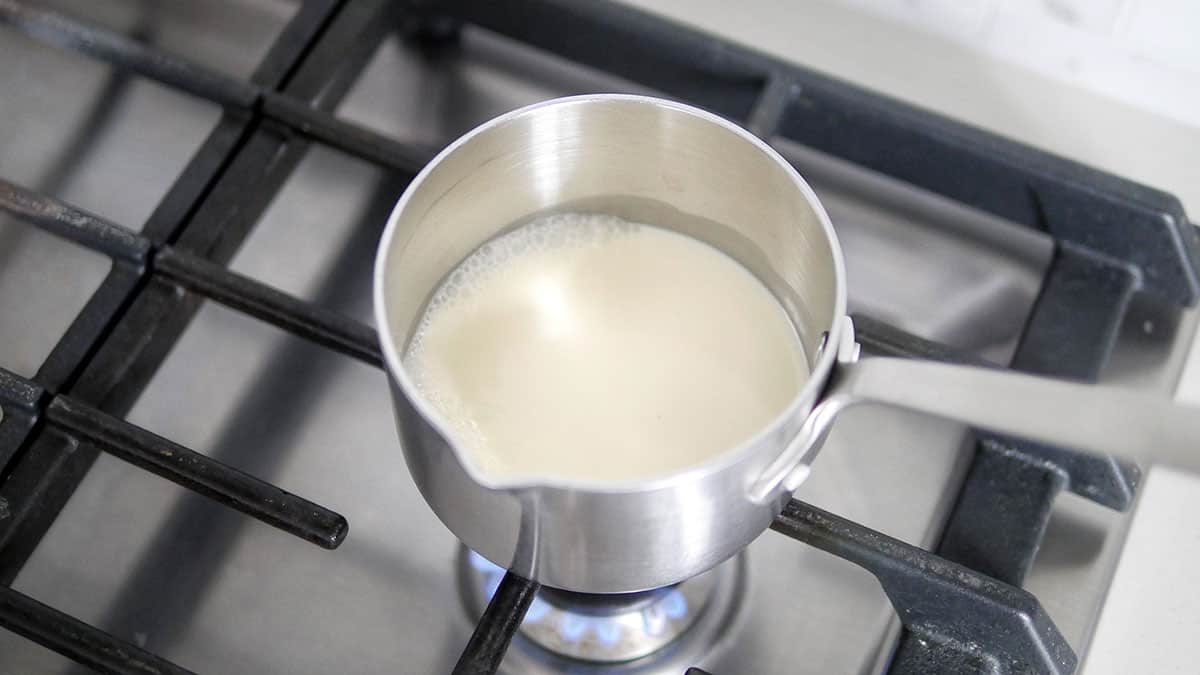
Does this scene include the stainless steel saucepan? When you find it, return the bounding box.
[373,94,1200,594]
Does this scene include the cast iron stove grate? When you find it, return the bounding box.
[0,1,1197,674]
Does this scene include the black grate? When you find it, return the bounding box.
[0,1,1196,674]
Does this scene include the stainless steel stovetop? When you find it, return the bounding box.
[0,1,1195,674]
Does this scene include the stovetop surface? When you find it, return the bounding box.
[0,2,1195,674]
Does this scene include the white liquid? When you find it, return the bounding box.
[404,213,809,482]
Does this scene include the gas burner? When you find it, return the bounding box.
[459,548,745,669]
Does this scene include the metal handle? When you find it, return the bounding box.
[837,356,1200,473]
[750,354,1200,503]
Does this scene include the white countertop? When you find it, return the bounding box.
[624,0,1200,671]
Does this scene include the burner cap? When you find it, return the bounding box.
[459,548,743,666]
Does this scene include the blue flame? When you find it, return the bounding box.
[525,596,551,622]
[642,605,667,636]
[471,549,676,649]
[595,618,622,646]
[560,614,589,641]
[469,551,505,600]
[483,571,502,599]
[662,590,688,619]
[468,551,497,572]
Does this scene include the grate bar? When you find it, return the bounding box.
[44,395,348,549]
[746,72,795,139]
[249,0,343,90]
[261,93,438,174]
[0,0,258,110]
[0,0,390,580]
[34,264,144,395]
[0,2,364,673]
[0,407,36,485]
[1009,245,1141,382]
[0,369,44,470]
[772,499,1076,675]
[0,177,382,369]
[155,248,383,368]
[453,571,540,675]
[853,314,996,368]
[136,5,342,242]
[854,307,1139,580]
[431,0,765,121]
[0,585,196,675]
[854,310,1141,511]
[0,179,148,264]
[0,369,44,411]
[922,246,1140,598]
[1,0,432,176]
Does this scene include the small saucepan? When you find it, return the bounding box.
[373,94,1200,594]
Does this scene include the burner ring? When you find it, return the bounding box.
[458,547,744,667]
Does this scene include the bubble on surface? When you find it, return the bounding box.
[402,213,643,466]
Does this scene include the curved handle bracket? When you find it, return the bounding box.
[751,313,1200,504]
[748,317,861,503]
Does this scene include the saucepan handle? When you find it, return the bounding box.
[750,355,1200,503]
[836,356,1200,473]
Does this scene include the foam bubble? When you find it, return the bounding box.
[402,213,644,464]
[405,212,640,362]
